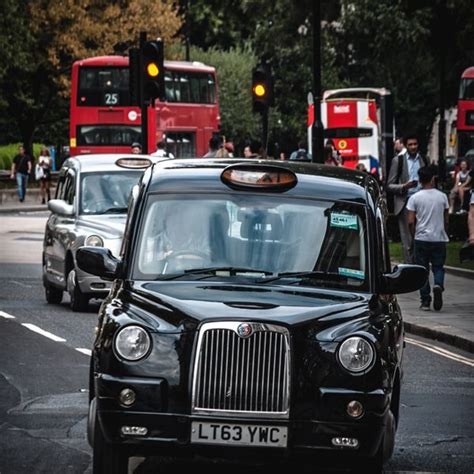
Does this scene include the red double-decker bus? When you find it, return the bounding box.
[457,66,474,159]
[69,55,220,157]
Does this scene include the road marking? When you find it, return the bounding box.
[76,348,92,356]
[406,337,474,367]
[0,311,16,319]
[21,323,66,342]
[11,280,33,288]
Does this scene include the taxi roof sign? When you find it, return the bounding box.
[115,158,152,169]
[221,164,297,191]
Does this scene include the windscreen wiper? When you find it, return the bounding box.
[258,270,346,284]
[157,267,274,281]
[102,207,128,214]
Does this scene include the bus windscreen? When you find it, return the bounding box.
[78,67,130,106]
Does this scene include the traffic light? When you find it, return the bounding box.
[252,64,273,113]
[142,39,165,101]
[129,47,141,106]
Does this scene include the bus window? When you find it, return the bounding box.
[77,125,141,146]
[324,128,373,139]
[78,67,130,106]
[164,132,196,157]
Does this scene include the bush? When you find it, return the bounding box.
[0,143,44,170]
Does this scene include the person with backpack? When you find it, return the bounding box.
[386,133,428,264]
[289,141,311,162]
[151,140,175,159]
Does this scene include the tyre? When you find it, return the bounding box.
[93,410,128,474]
[45,283,63,304]
[67,268,89,312]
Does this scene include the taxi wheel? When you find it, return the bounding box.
[67,269,89,312]
[93,410,128,474]
[45,284,63,304]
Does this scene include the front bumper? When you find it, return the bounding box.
[94,374,389,460]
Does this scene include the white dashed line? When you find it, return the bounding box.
[21,323,66,342]
[0,311,16,319]
[75,348,92,356]
[406,337,474,367]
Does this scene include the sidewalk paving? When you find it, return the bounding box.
[1,198,473,354]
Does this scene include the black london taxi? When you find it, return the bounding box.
[76,159,427,473]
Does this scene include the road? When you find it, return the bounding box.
[0,212,473,473]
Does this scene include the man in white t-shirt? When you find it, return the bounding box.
[151,140,175,159]
[407,166,449,311]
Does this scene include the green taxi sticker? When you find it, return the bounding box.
[330,212,358,230]
[338,267,365,280]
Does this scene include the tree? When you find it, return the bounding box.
[0,0,183,154]
[182,44,261,154]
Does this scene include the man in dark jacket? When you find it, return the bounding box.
[386,134,427,263]
[10,145,33,202]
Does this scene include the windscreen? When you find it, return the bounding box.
[80,171,141,215]
[77,66,130,106]
[133,194,369,290]
[459,78,474,100]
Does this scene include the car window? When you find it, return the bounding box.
[133,193,369,291]
[80,171,142,215]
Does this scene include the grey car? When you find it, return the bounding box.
[42,153,165,311]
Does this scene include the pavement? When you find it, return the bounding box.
[1,197,473,354]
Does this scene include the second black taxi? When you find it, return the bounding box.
[77,158,427,473]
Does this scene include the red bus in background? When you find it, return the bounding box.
[457,66,474,159]
[321,98,381,175]
[69,55,220,157]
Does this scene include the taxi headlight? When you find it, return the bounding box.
[338,336,374,374]
[85,235,104,247]
[115,325,151,361]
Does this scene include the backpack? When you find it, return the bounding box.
[292,149,309,161]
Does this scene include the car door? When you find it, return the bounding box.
[49,169,77,287]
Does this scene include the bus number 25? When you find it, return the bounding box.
[104,93,119,105]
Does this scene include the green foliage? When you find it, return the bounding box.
[179,44,261,153]
[0,143,45,170]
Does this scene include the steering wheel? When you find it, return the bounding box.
[84,199,110,214]
[163,250,211,273]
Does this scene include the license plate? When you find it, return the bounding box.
[191,421,287,448]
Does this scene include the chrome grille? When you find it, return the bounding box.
[191,321,290,418]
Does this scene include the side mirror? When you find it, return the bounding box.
[76,247,122,281]
[381,264,428,294]
[48,199,74,216]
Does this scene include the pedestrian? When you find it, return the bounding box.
[355,162,368,173]
[325,138,342,165]
[393,137,406,157]
[131,142,142,154]
[247,139,264,159]
[289,141,311,162]
[203,137,220,158]
[407,165,449,311]
[324,144,339,166]
[243,145,252,158]
[448,158,470,214]
[10,145,33,202]
[386,133,428,263]
[36,146,52,204]
[224,142,234,157]
[151,140,175,159]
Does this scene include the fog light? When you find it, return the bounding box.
[121,426,148,436]
[332,437,359,449]
[346,400,364,418]
[119,388,136,407]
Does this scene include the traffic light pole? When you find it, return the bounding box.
[139,32,149,154]
[262,108,269,157]
[312,0,324,163]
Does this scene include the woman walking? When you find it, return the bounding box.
[38,147,52,204]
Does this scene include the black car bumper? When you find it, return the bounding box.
[94,374,389,460]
